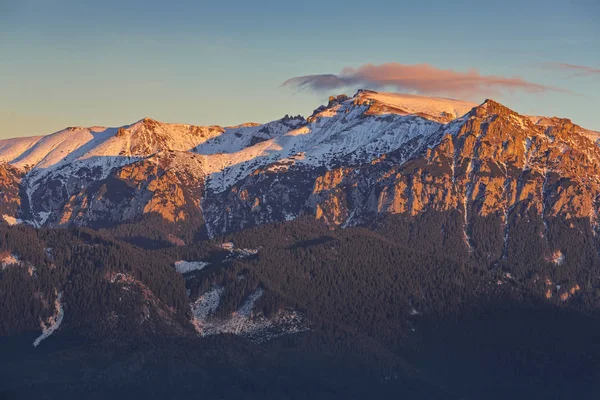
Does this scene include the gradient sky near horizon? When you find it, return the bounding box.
[1,0,599,138]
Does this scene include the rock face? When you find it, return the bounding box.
[319,100,600,224]
[0,164,23,220]
[1,90,599,249]
[52,151,206,228]
[202,97,600,254]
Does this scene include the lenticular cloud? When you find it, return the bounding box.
[283,62,570,99]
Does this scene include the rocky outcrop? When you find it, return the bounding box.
[303,100,600,229]
[38,151,206,231]
[0,164,23,222]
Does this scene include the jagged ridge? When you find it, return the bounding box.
[0,91,598,251]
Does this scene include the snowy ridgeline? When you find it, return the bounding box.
[190,287,308,343]
[202,100,444,194]
[33,292,64,347]
[174,260,210,274]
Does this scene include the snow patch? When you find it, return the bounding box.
[191,287,308,343]
[356,91,476,120]
[36,211,52,226]
[191,286,224,322]
[174,260,210,274]
[33,292,64,347]
[236,287,264,318]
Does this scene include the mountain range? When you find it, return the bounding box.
[2,90,600,399]
[2,89,599,242]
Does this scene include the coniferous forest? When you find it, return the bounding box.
[1,211,600,399]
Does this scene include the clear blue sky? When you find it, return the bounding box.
[1,0,599,138]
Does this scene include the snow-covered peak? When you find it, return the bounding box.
[0,135,45,165]
[352,90,477,122]
[4,126,117,171]
[85,118,223,159]
[200,96,444,193]
[0,119,226,175]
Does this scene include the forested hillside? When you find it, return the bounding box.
[2,213,600,399]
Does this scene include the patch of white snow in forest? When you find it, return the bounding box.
[33,292,64,347]
[174,260,210,274]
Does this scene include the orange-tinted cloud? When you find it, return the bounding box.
[283,62,571,99]
[540,62,600,78]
